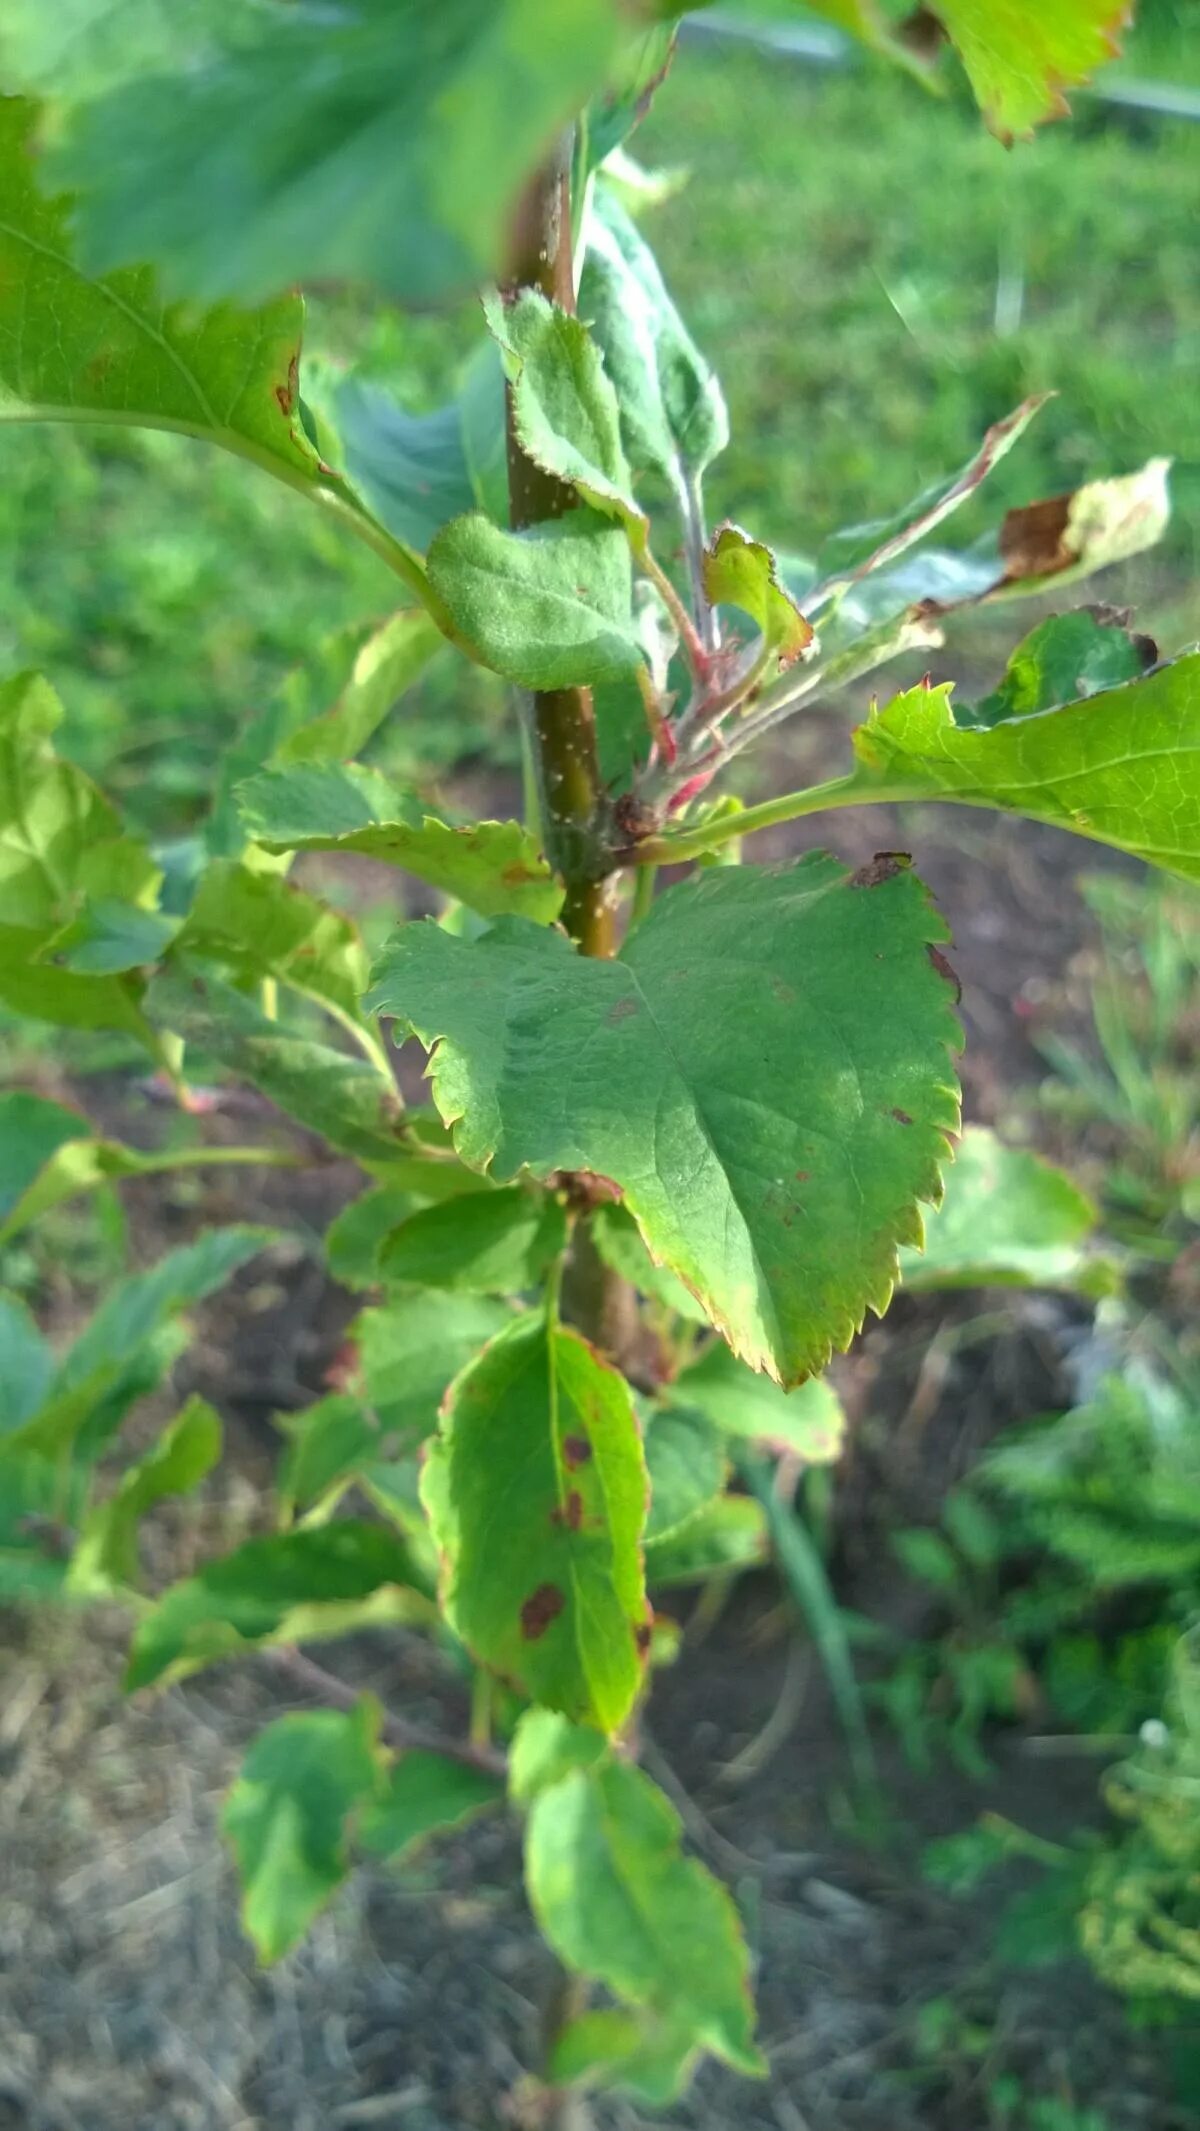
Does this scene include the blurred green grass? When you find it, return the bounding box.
[0,2,1196,829]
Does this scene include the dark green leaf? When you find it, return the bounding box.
[238,763,563,923]
[426,510,643,692]
[223,1699,386,1962]
[126,1522,431,1691]
[899,1126,1100,1291]
[358,1751,503,1859]
[0,1292,54,1430]
[41,900,178,976]
[41,0,626,305]
[379,1187,566,1294]
[485,288,644,543]
[311,344,508,555]
[671,1342,846,1463]
[324,1187,418,1292]
[277,1395,383,1520]
[526,1755,764,2074]
[421,1313,649,1732]
[147,965,404,1163]
[964,610,1157,730]
[367,856,961,1385]
[0,1091,89,1219]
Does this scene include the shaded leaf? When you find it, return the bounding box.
[276,609,444,766]
[426,510,643,691]
[580,183,727,484]
[549,2008,699,2107]
[672,1342,846,1463]
[965,609,1156,730]
[590,1203,707,1323]
[643,1404,726,1543]
[367,856,962,1385]
[41,899,178,976]
[703,524,813,673]
[238,762,562,923]
[312,342,508,555]
[526,1754,764,2074]
[845,658,1200,881]
[421,1313,649,1732]
[643,1493,768,1586]
[0,1292,54,1431]
[146,964,404,1163]
[126,1522,430,1691]
[223,1699,386,1963]
[379,1187,566,1294]
[353,1292,513,1445]
[0,1090,89,1219]
[69,1395,222,1593]
[899,1125,1101,1292]
[180,861,369,1021]
[276,1395,383,1521]
[358,1751,503,1859]
[39,0,627,305]
[324,1187,418,1291]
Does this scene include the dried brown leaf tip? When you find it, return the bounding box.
[850,852,912,890]
[927,944,962,1003]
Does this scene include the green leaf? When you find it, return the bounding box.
[41,0,625,305]
[277,1394,383,1520]
[0,1091,89,1219]
[146,965,404,1163]
[927,0,1128,140]
[126,1522,430,1691]
[580,184,727,484]
[179,861,369,1022]
[353,1292,513,1446]
[0,1292,54,1430]
[549,2008,699,2107]
[643,1404,726,1543]
[358,1751,503,1859]
[378,1187,566,1295]
[68,1395,221,1594]
[590,1203,708,1323]
[367,856,961,1385]
[223,1699,386,1963]
[324,1187,418,1292]
[0,97,321,487]
[276,609,445,766]
[485,288,645,544]
[966,610,1157,730]
[426,511,643,691]
[0,1129,292,1251]
[703,524,813,672]
[421,1313,649,1732]
[899,1125,1100,1292]
[238,763,563,924]
[525,1755,764,2074]
[508,1708,609,1806]
[845,657,1200,881]
[643,1493,768,1586]
[671,1342,846,1463]
[40,899,179,976]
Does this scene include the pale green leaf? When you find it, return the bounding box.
[899,1125,1100,1292]
[179,861,369,1022]
[549,2008,700,2107]
[358,1751,503,1859]
[846,658,1200,881]
[580,183,727,484]
[353,1292,513,1446]
[276,609,444,766]
[324,1187,418,1292]
[643,1404,726,1543]
[238,762,563,924]
[146,965,404,1164]
[928,0,1129,140]
[0,1130,292,1251]
[425,511,643,691]
[277,1395,383,1521]
[223,1699,386,1963]
[68,1395,221,1594]
[367,856,962,1385]
[703,524,813,672]
[40,0,625,305]
[508,1708,609,1806]
[378,1187,566,1295]
[526,1755,764,2074]
[643,1494,769,1586]
[421,1313,649,1733]
[126,1522,431,1691]
[485,288,645,544]
[672,1342,846,1463]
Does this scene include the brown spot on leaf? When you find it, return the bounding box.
[998,492,1073,584]
[520,1584,565,1641]
[849,851,911,889]
[794,1170,810,1182]
[607,996,640,1025]
[501,861,542,885]
[551,1490,584,1533]
[563,1435,592,1469]
[891,1108,913,1126]
[772,977,796,1004]
[927,944,962,1003]
[274,353,299,419]
[634,1620,653,1654]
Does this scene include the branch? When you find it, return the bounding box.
[266,1645,508,1778]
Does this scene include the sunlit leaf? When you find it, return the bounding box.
[485,288,645,543]
[367,856,961,1384]
[703,524,813,672]
[421,1313,649,1732]
[180,861,370,1022]
[426,510,643,691]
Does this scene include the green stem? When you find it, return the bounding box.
[636,770,870,865]
[629,861,658,929]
